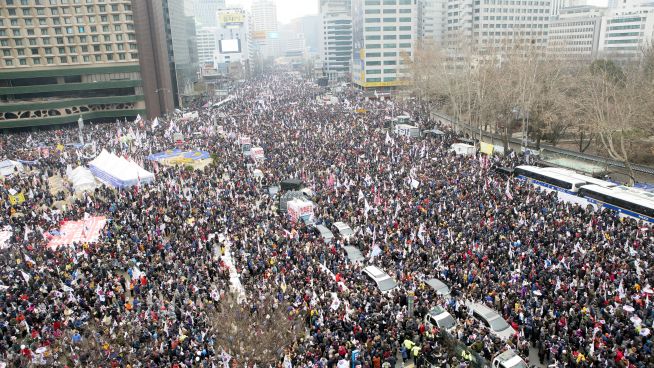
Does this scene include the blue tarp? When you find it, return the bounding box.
[147,149,210,162]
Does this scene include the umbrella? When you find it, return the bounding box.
[533,290,543,296]
[630,316,642,326]
[623,305,635,313]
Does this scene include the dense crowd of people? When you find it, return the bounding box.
[0,73,652,368]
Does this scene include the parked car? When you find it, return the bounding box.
[424,278,451,298]
[362,265,397,293]
[314,224,334,243]
[424,305,457,333]
[492,349,528,368]
[466,302,516,341]
[343,245,365,263]
[333,221,354,240]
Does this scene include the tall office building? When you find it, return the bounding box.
[0,0,146,129]
[547,5,605,60]
[295,15,321,54]
[418,0,446,45]
[598,3,654,61]
[446,0,551,50]
[250,0,280,59]
[133,0,199,114]
[197,27,218,63]
[215,8,250,78]
[193,0,227,27]
[319,0,353,81]
[351,0,418,89]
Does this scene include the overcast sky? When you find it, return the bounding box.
[226,0,318,24]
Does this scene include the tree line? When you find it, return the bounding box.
[408,41,654,183]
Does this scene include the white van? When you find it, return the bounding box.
[362,265,397,293]
[466,302,516,341]
[424,278,451,298]
[343,245,365,263]
[315,225,334,243]
[492,349,528,368]
[333,221,354,240]
[424,305,457,333]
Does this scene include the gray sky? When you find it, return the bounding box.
[227,0,318,24]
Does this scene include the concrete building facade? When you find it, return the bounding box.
[319,0,353,81]
[547,6,605,60]
[0,0,146,128]
[446,0,552,50]
[214,8,250,78]
[598,3,654,61]
[197,27,218,63]
[250,0,280,60]
[351,0,418,89]
[192,0,226,27]
[418,0,447,45]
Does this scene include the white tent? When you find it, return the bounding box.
[66,165,98,192]
[88,150,155,188]
[0,160,23,177]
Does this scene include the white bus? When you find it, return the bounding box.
[514,165,588,204]
[541,167,616,188]
[578,185,654,224]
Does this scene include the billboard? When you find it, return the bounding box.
[219,12,245,27]
[252,31,267,40]
[219,39,241,53]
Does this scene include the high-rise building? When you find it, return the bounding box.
[319,0,353,82]
[295,15,322,54]
[446,0,551,50]
[197,27,218,63]
[418,0,446,45]
[547,5,605,60]
[193,0,227,27]
[0,0,146,129]
[279,21,308,58]
[215,8,250,78]
[598,3,654,62]
[351,0,418,89]
[250,0,280,59]
[133,0,199,114]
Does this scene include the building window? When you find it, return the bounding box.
[4,59,12,66]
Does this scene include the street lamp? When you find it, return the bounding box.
[77,115,84,145]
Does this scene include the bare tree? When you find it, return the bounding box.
[578,59,653,184]
[207,292,304,367]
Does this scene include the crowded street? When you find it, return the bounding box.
[0,73,652,368]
